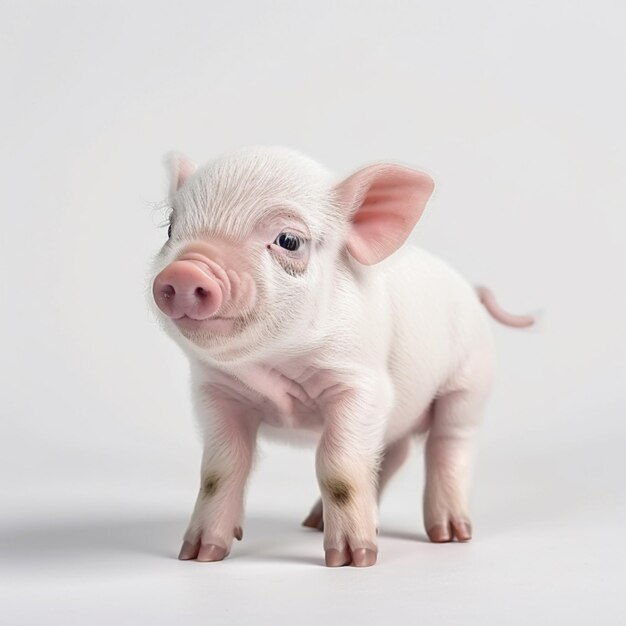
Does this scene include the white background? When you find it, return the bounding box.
[1,1,625,624]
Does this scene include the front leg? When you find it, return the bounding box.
[179,385,259,562]
[303,435,413,531]
[316,386,387,568]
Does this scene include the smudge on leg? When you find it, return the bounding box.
[202,472,220,497]
[323,478,353,506]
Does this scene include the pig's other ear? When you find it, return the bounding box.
[335,164,434,265]
[164,151,197,199]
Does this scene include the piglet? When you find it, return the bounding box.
[150,147,534,567]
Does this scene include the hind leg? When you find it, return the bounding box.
[423,385,490,543]
[302,436,412,531]
[301,498,324,531]
[378,436,413,495]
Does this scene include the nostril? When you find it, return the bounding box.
[154,262,223,320]
[161,284,176,300]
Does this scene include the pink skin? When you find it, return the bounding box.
[301,387,481,547]
[153,244,257,335]
[476,286,535,328]
[422,358,493,543]
[178,388,260,562]
[154,150,534,567]
[338,164,434,265]
[303,436,413,533]
[153,259,223,322]
[163,164,453,566]
[314,390,382,567]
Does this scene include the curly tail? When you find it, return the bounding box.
[476,286,535,328]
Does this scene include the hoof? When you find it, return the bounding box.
[178,540,200,560]
[325,547,351,567]
[351,548,377,567]
[324,546,377,567]
[302,501,324,531]
[427,520,472,543]
[197,543,228,562]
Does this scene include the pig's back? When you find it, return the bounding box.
[378,246,494,441]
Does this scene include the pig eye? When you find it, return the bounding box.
[167,223,172,239]
[274,232,301,252]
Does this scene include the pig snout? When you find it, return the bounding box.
[153,259,224,321]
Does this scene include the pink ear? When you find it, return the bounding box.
[335,164,434,265]
[164,151,197,198]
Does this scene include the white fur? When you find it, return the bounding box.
[150,146,497,565]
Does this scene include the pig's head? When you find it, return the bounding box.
[150,147,434,363]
